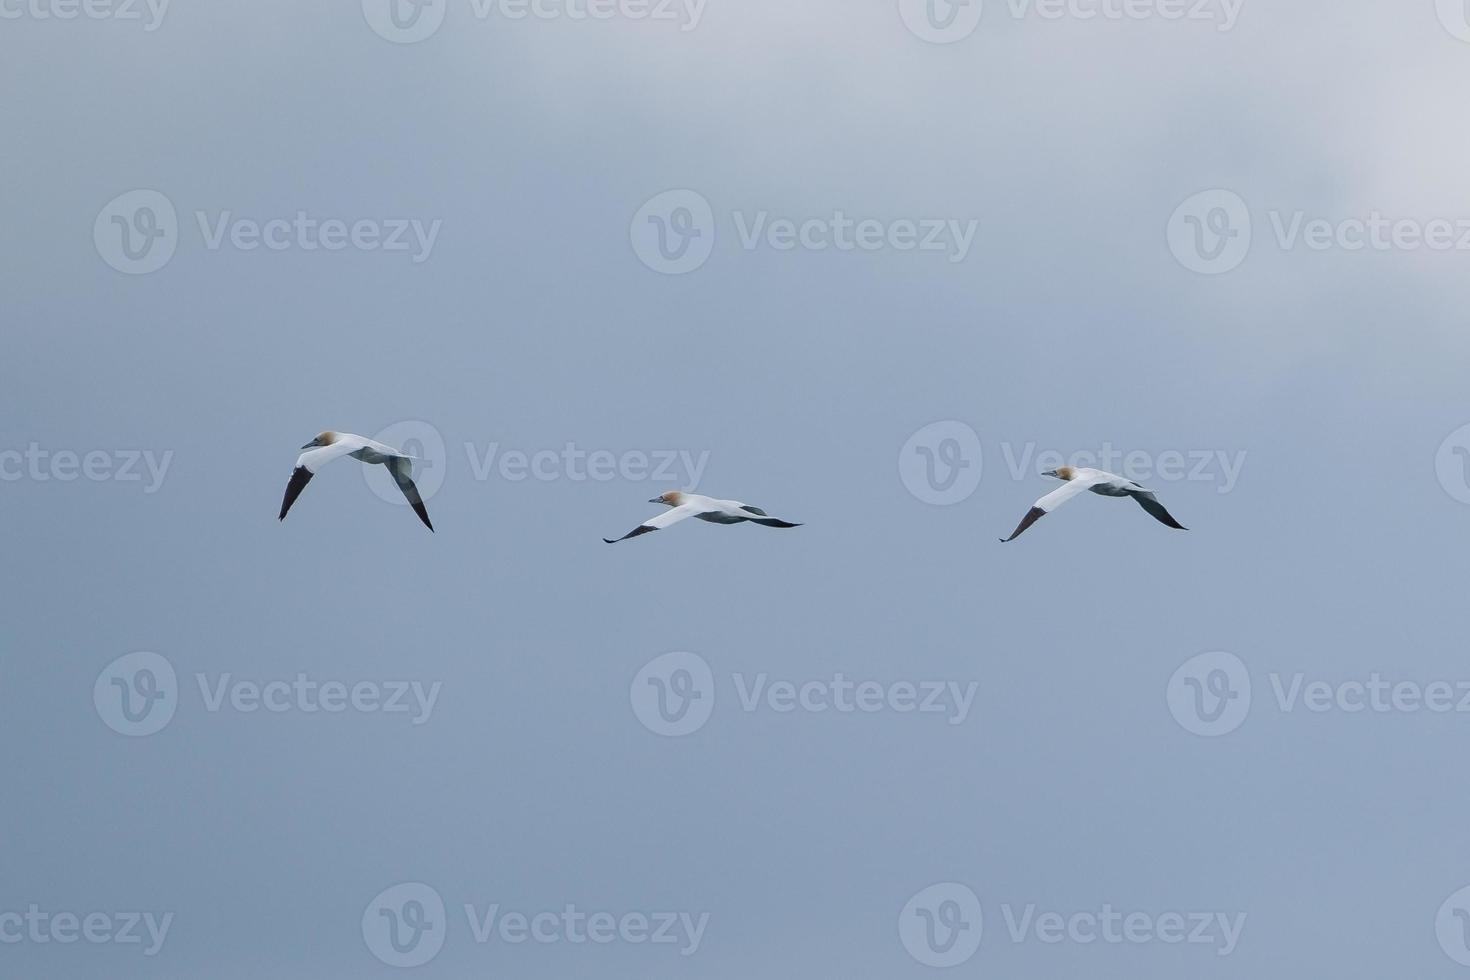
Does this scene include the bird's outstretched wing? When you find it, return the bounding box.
[604,503,699,543]
[1130,490,1187,530]
[738,504,802,528]
[278,441,361,522]
[999,473,1110,542]
[386,456,435,532]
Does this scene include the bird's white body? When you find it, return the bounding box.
[679,494,769,524]
[299,434,408,470]
[604,490,802,543]
[279,431,434,531]
[1059,468,1144,498]
[1000,465,1187,542]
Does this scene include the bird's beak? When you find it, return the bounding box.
[301,441,317,449]
[1042,468,1056,478]
[648,497,662,504]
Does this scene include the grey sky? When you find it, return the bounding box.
[6,0,1470,976]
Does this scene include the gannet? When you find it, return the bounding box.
[278,431,434,531]
[1000,466,1186,542]
[604,491,801,543]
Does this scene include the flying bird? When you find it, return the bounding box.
[604,491,801,543]
[1000,466,1186,542]
[278,431,434,531]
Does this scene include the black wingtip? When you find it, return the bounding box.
[603,538,617,544]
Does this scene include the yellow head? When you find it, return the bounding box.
[648,490,685,506]
[301,431,339,449]
[1045,465,1077,481]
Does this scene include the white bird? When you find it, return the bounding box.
[1000,465,1186,542]
[278,431,434,531]
[604,491,801,543]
